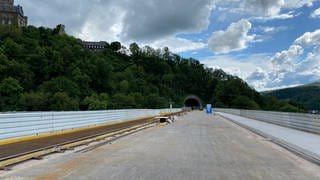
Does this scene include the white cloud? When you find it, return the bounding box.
[296,48,320,76]
[16,0,213,53]
[246,67,270,90]
[203,41,319,91]
[200,53,309,91]
[76,5,125,42]
[295,29,320,46]
[215,0,285,17]
[215,0,319,22]
[271,45,304,72]
[283,0,316,8]
[16,0,125,41]
[201,53,271,82]
[215,0,304,21]
[244,0,314,21]
[247,67,269,81]
[241,0,284,17]
[247,28,320,90]
[208,19,255,54]
[245,40,320,91]
[256,26,289,34]
[262,27,277,33]
[121,0,214,42]
[147,37,206,53]
[252,11,297,21]
[17,0,316,43]
[310,8,320,18]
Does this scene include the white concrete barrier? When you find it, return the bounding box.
[215,108,320,134]
[0,108,181,140]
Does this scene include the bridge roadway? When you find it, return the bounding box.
[1,111,320,179]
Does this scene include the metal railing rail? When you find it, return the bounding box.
[0,108,181,140]
[215,108,320,134]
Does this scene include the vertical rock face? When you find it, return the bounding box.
[0,0,28,27]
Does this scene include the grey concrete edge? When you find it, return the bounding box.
[217,113,320,166]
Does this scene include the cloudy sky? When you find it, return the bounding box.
[16,0,320,91]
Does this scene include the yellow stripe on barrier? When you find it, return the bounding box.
[0,115,155,146]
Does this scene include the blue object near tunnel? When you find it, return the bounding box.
[206,104,212,114]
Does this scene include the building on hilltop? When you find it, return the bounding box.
[78,40,109,52]
[0,0,27,27]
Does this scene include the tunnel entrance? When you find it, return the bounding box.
[183,95,202,110]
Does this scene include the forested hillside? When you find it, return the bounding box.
[0,25,305,112]
[263,82,320,111]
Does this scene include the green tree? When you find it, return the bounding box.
[162,47,170,60]
[40,77,81,98]
[279,103,302,112]
[83,93,109,110]
[231,96,260,110]
[0,77,23,111]
[21,92,49,111]
[0,25,22,40]
[1,38,24,58]
[145,94,168,108]
[118,80,129,93]
[88,57,113,93]
[130,92,144,108]
[110,93,135,109]
[70,68,91,97]
[142,46,156,57]
[129,42,140,56]
[49,92,79,111]
[110,41,121,52]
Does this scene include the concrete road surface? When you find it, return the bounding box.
[217,112,320,158]
[1,111,320,180]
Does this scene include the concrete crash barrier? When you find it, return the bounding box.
[0,109,185,169]
[215,108,320,135]
[0,109,182,142]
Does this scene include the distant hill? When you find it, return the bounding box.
[263,82,320,110]
[301,82,320,88]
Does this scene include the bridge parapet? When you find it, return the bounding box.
[0,108,182,141]
[215,108,320,135]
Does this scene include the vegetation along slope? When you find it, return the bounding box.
[0,25,305,112]
[263,82,320,111]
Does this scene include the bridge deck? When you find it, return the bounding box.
[1,112,320,179]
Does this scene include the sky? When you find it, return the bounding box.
[16,0,320,91]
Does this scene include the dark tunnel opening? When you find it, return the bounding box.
[183,95,202,110]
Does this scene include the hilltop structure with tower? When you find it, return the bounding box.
[0,0,27,27]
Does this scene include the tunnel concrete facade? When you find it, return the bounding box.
[183,95,202,110]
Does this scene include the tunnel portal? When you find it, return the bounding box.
[183,95,202,110]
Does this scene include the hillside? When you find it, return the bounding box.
[0,25,304,112]
[301,82,320,88]
[263,82,320,110]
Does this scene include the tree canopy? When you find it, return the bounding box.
[0,25,305,112]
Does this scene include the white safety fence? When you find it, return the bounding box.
[0,108,181,140]
[215,108,320,134]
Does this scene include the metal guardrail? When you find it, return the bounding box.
[215,108,320,134]
[0,109,181,140]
